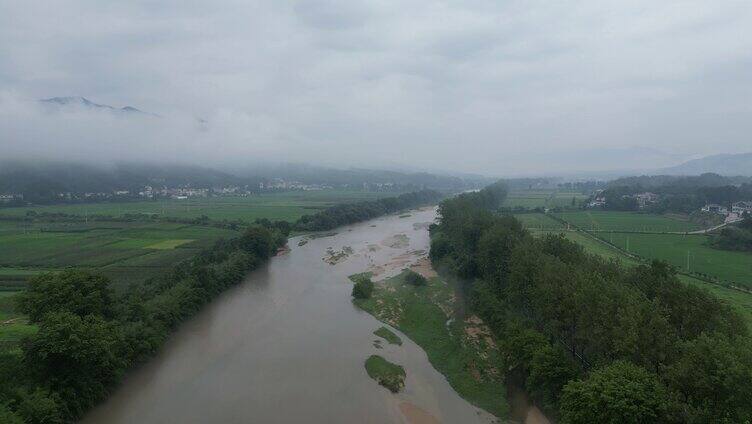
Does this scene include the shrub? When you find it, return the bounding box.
[404,270,427,286]
[352,277,374,299]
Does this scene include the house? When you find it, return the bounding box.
[587,196,606,208]
[701,204,728,215]
[732,201,752,215]
[634,192,659,209]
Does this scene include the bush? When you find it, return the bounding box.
[559,361,673,424]
[352,277,374,299]
[404,270,427,286]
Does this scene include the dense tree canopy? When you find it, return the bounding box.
[430,181,752,422]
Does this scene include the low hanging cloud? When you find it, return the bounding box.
[1,1,752,175]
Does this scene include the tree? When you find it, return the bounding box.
[352,277,374,299]
[666,333,752,423]
[22,312,126,416]
[16,270,114,323]
[13,388,66,424]
[404,270,427,286]
[559,361,673,424]
[0,404,23,424]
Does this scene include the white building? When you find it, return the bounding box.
[732,201,752,215]
[701,204,728,215]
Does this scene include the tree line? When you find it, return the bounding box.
[712,215,752,252]
[294,189,442,231]
[429,182,752,423]
[602,173,752,214]
[0,222,288,423]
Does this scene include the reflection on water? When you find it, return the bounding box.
[83,208,496,424]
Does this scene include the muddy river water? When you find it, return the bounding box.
[82,207,499,424]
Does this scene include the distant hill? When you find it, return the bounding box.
[40,97,157,116]
[660,153,752,176]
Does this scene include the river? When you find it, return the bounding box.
[82,207,498,424]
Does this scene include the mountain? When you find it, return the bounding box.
[40,97,156,116]
[660,153,752,176]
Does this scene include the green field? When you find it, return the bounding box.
[514,213,565,231]
[0,220,238,289]
[605,233,752,288]
[0,190,398,223]
[503,189,588,209]
[554,211,701,233]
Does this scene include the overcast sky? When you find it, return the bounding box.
[2,1,751,176]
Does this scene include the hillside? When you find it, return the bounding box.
[661,153,752,176]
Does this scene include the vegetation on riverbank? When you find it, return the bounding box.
[373,327,402,346]
[295,189,442,232]
[364,355,406,393]
[0,223,287,423]
[354,270,508,418]
[431,181,752,423]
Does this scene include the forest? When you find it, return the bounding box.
[429,182,752,423]
[0,222,288,423]
[294,189,442,231]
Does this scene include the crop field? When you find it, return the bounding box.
[503,189,588,209]
[0,220,238,289]
[554,211,701,233]
[604,233,752,288]
[513,213,565,231]
[0,189,399,223]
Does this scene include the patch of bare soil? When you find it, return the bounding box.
[381,233,410,249]
[399,402,440,424]
[409,257,437,278]
[322,246,354,265]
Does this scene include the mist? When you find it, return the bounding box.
[2,1,752,176]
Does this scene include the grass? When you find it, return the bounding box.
[354,270,508,418]
[364,355,406,393]
[553,211,701,233]
[374,326,402,346]
[0,190,400,223]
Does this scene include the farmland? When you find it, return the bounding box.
[552,210,701,233]
[0,190,400,223]
[502,189,588,209]
[605,232,752,288]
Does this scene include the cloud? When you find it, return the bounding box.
[1,0,752,175]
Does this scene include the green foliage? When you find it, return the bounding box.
[296,189,442,232]
[22,312,126,416]
[16,270,114,323]
[559,361,673,424]
[364,355,406,393]
[0,404,23,424]
[351,276,374,299]
[373,326,402,345]
[431,180,752,421]
[13,388,66,424]
[403,270,427,287]
[0,220,287,421]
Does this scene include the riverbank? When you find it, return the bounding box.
[353,266,509,419]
